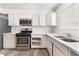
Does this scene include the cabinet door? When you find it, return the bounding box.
[53,45,66,56]
[46,13,57,26]
[46,13,51,26]
[47,39,53,56]
[54,40,69,56]
[42,35,47,48]
[13,14,20,26]
[3,34,16,48]
[39,14,46,26]
[9,34,16,48]
[51,13,57,26]
[3,34,10,48]
[32,14,39,26]
[8,14,14,26]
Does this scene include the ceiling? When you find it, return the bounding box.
[0,3,61,10]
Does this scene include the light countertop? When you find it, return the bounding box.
[31,33,46,35]
[3,32,17,34]
[46,33,79,55]
[31,33,57,35]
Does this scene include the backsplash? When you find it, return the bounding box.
[11,26,53,34]
[53,27,79,39]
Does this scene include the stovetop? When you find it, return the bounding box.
[16,33,31,37]
[16,31,32,37]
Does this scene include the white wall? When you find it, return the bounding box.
[54,4,79,39]
[4,9,52,14]
[0,6,6,13]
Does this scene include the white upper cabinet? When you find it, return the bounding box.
[46,13,51,26]
[39,14,46,26]
[51,13,57,26]
[8,14,20,26]
[46,12,57,26]
[8,13,57,26]
[32,14,46,26]
[32,14,39,26]
[13,14,20,26]
[8,14,14,26]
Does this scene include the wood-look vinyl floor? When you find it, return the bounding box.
[0,49,49,56]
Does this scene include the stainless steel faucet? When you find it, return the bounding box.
[64,32,72,38]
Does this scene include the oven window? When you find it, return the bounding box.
[17,38,29,44]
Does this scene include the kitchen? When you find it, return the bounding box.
[0,3,79,56]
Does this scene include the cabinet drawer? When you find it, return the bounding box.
[32,35,42,38]
[47,40,53,56]
[54,40,69,56]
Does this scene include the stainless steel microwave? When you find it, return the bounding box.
[20,18,32,26]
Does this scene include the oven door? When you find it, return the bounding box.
[16,37,30,47]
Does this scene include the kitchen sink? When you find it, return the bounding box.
[61,39,79,42]
[55,36,66,39]
[55,36,79,42]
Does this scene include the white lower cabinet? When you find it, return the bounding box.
[53,45,66,56]
[54,40,69,56]
[42,35,47,48]
[46,39,53,56]
[3,34,16,48]
[42,35,53,56]
[42,35,70,56]
[31,35,42,48]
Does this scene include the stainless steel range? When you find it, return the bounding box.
[16,28,32,51]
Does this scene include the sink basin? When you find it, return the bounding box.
[55,36,79,42]
[61,38,79,42]
[55,36,66,39]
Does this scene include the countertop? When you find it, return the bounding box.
[3,32,17,34]
[31,33,58,35]
[46,34,79,55]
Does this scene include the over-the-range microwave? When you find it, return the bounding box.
[20,18,32,26]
